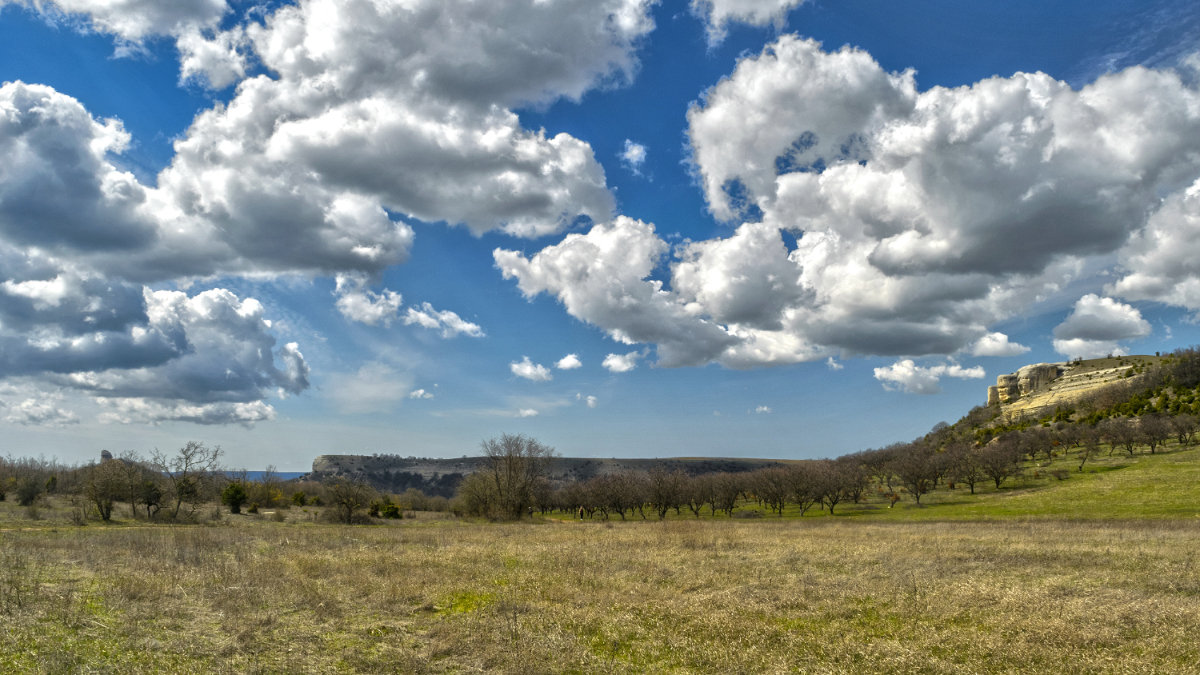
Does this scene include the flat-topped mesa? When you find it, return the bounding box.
[987,363,1064,406]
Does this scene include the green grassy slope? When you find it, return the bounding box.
[842,444,1200,521]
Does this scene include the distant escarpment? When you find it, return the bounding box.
[987,355,1165,416]
[307,455,788,497]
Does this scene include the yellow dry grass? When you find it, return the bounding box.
[3,515,1200,673]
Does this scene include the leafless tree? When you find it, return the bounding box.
[1101,418,1140,457]
[834,455,870,504]
[752,467,791,516]
[1170,414,1198,447]
[647,467,686,520]
[888,443,939,505]
[326,478,375,523]
[977,436,1024,489]
[152,441,223,520]
[947,442,984,494]
[1077,426,1103,472]
[684,473,711,517]
[480,434,556,519]
[811,460,850,514]
[82,460,127,521]
[710,472,743,516]
[1138,414,1172,454]
[786,463,821,516]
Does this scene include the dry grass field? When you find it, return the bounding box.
[3,513,1200,673]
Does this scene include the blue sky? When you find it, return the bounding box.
[2,0,1200,470]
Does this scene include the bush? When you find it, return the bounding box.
[15,478,42,507]
[221,482,248,514]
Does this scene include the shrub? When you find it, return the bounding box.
[221,482,248,514]
[15,477,42,507]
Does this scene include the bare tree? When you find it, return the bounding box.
[684,473,711,517]
[82,460,127,521]
[752,467,791,516]
[977,436,1024,489]
[152,441,223,520]
[1077,426,1103,472]
[947,442,984,495]
[480,434,556,520]
[786,463,821,516]
[888,443,939,505]
[1102,417,1140,457]
[812,460,849,514]
[1138,414,1172,455]
[1170,413,1198,447]
[327,478,375,523]
[647,467,686,520]
[834,455,870,504]
[710,472,743,516]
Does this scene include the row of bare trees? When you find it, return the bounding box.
[526,457,870,520]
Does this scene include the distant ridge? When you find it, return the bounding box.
[305,455,791,497]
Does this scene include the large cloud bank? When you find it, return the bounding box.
[0,0,655,424]
[499,36,1200,372]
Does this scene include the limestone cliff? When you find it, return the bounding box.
[987,355,1164,416]
[987,363,1063,406]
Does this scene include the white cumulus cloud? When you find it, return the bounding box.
[404,303,485,338]
[556,353,583,370]
[1052,294,1151,359]
[874,359,986,395]
[602,351,642,373]
[334,274,404,326]
[511,357,552,382]
[970,332,1031,357]
[620,139,648,175]
[691,0,809,44]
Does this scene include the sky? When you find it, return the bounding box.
[2,0,1200,470]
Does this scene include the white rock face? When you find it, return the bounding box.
[988,363,1062,406]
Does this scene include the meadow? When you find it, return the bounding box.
[3,511,1200,672]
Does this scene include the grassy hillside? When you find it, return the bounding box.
[866,444,1200,520]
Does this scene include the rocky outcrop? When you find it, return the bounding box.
[988,363,1063,406]
[986,355,1165,416]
